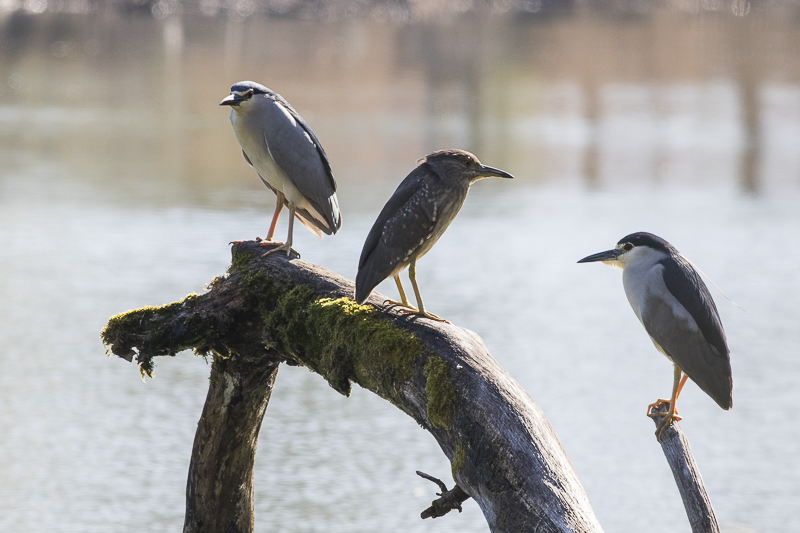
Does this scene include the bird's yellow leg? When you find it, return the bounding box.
[401,259,449,323]
[648,364,684,441]
[383,275,415,309]
[261,203,299,258]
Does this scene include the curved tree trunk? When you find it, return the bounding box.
[102,241,604,532]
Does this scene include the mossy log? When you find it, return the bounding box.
[101,241,603,533]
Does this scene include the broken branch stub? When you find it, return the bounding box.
[416,470,470,519]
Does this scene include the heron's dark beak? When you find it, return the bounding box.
[219,94,243,107]
[577,249,622,263]
[475,164,515,180]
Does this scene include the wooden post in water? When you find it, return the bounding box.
[183,358,279,533]
[649,403,721,533]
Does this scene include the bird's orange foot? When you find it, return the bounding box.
[260,242,299,259]
[646,399,682,421]
[647,400,682,441]
[399,308,450,323]
[230,237,265,245]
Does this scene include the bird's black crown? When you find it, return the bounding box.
[617,232,677,253]
[230,81,271,96]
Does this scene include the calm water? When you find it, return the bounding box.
[1,7,799,533]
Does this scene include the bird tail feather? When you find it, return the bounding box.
[355,268,377,304]
[295,211,325,238]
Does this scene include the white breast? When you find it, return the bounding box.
[230,106,288,194]
[621,246,669,325]
[621,247,701,335]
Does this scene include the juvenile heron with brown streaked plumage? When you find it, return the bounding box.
[355,149,514,322]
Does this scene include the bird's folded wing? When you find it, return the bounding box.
[642,263,732,409]
[660,255,729,359]
[356,173,437,300]
[263,99,340,232]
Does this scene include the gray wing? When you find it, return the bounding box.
[663,254,729,357]
[270,92,336,189]
[355,167,437,303]
[642,260,732,409]
[262,97,341,234]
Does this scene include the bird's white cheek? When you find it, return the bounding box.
[603,259,623,269]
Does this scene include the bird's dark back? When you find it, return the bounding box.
[660,252,732,409]
[355,161,469,303]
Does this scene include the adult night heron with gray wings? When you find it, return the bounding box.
[220,81,341,257]
[355,149,514,321]
[578,232,732,440]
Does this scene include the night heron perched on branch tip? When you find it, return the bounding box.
[578,232,732,441]
[355,149,514,322]
[220,81,341,258]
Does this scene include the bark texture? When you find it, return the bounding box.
[649,403,721,533]
[101,240,604,533]
[184,358,279,533]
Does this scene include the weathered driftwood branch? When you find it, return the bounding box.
[184,357,279,533]
[648,403,721,533]
[416,470,471,519]
[101,240,603,533]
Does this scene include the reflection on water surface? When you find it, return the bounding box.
[2,6,800,196]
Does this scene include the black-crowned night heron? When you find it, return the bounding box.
[220,81,341,257]
[355,149,514,321]
[578,232,732,440]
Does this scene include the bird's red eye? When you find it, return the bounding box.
[624,243,633,251]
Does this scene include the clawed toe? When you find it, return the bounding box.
[399,308,449,323]
[384,299,416,309]
[648,399,682,441]
[260,243,299,259]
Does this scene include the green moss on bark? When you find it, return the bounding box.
[103,250,427,400]
[424,356,458,430]
[101,293,205,378]
[264,292,424,399]
[451,442,466,478]
[228,249,255,273]
[229,253,426,398]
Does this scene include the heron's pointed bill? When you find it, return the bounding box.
[476,164,515,180]
[577,249,622,264]
[219,94,244,107]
